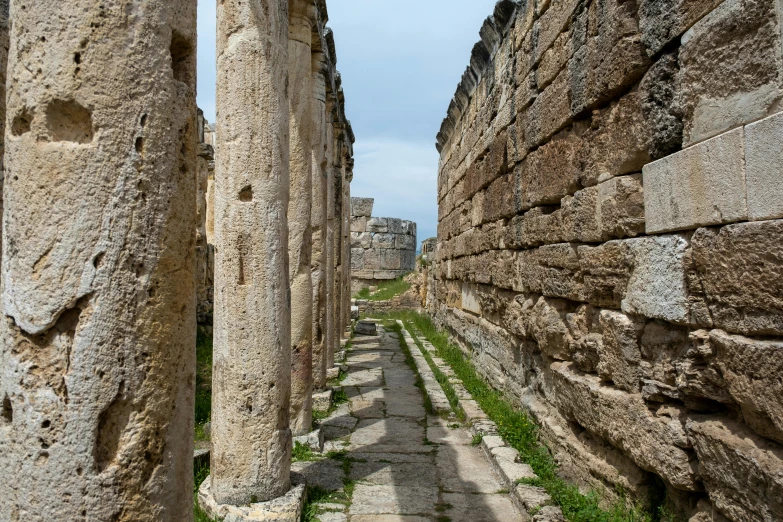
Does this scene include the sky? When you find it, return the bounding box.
[196,0,499,243]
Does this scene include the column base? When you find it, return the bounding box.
[198,473,306,522]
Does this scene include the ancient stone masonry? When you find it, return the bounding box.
[0,1,198,520]
[351,197,418,293]
[432,0,783,520]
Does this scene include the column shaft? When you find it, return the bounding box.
[311,52,329,390]
[288,0,315,436]
[0,1,198,520]
[213,0,292,505]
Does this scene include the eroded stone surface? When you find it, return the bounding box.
[0,2,198,520]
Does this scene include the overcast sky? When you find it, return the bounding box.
[196,0,498,243]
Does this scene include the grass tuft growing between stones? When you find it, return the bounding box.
[354,275,411,301]
[194,459,221,521]
[405,327,466,421]
[374,311,677,522]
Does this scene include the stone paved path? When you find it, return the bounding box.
[294,325,523,522]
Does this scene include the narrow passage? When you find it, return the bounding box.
[295,325,523,521]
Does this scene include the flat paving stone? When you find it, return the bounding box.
[436,444,506,494]
[304,326,523,521]
[349,485,439,516]
[291,459,345,491]
[350,461,438,487]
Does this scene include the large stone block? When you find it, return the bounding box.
[570,0,651,115]
[686,417,783,522]
[596,174,645,240]
[364,248,381,269]
[581,93,651,187]
[372,233,395,249]
[351,197,374,218]
[525,66,573,148]
[690,220,783,336]
[380,249,402,270]
[400,249,417,271]
[639,0,724,56]
[481,172,517,223]
[578,240,634,309]
[622,235,692,323]
[397,234,417,251]
[680,0,783,146]
[710,330,783,444]
[597,310,645,393]
[639,52,684,160]
[366,217,389,233]
[505,206,564,249]
[745,111,783,221]
[401,220,417,236]
[545,363,700,491]
[520,125,585,209]
[351,248,365,270]
[561,186,601,243]
[516,244,585,301]
[387,218,403,234]
[351,216,368,233]
[643,127,747,234]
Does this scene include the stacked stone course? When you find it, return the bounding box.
[350,197,417,293]
[431,0,783,520]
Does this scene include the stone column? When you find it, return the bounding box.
[333,138,346,354]
[288,0,316,437]
[324,104,336,370]
[343,161,354,334]
[0,1,198,520]
[211,0,292,507]
[0,0,7,259]
[311,51,329,390]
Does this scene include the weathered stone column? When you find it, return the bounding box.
[210,0,292,507]
[325,105,337,369]
[343,161,354,333]
[0,1,198,520]
[311,50,329,390]
[333,138,346,353]
[288,0,316,437]
[328,130,344,368]
[0,0,8,258]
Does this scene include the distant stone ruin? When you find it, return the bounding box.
[431,0,783,520]
[350,197,417,293]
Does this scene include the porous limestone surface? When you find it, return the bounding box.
[212,0,292,506]
[0,1,197,520]
[296,327,525,520]
[288,0,316,438]
[432,0,783,517]
[198,474,306,522]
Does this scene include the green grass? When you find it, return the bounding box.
[194,459,221,521]
[293,441,318,462]
[404,327,466,421]
[195,331,213,441]
[312,387,350,426]
[354,275,412,301]
[370,311,676,522]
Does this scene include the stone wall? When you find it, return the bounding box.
[431,0,783,520]
[350,197,417,293]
